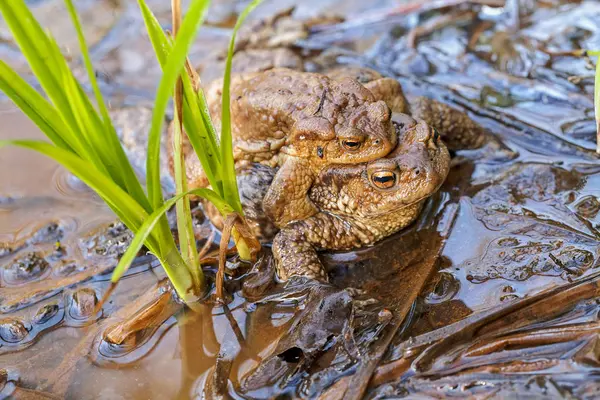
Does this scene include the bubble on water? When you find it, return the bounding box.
[33,303,61,325]
[67,288,99,323]
[0,318,30,343]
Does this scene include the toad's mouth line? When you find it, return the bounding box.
[324,187,443,222]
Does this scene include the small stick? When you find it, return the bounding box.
[216,213,241,302]
[549,253,579,276]
[197,229,216,261]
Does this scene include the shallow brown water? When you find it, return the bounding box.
[2,0,600,398]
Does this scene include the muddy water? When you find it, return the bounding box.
[2,0,600,399]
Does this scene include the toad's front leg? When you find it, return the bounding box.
[262,157,320,227]
[272,213,371,281]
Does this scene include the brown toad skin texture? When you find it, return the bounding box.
[325,66,485,151]
[204,116,450,281]
[182,68,398,227]
[273,116,450,280]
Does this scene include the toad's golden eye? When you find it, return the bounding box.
[371,171,396,189]
[341,139,362,151]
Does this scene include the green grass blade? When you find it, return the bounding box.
[63,0,110,127]
[138,0,222,194]
[1,1,113,168]
[595,55,600,153]
[0,61,71,151]
[0,1,83,146]
[64,0,152,211]
[110,187,230,291]
[172,111,201,289]
[179,73,222,193]
[61,72,111,176]
[220,0,264,213]
[141,0,212,210]
[138,0,170,66]
[188,77,222,185]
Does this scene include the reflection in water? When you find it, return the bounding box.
[2,0,600,398]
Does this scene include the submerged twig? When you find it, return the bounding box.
[406,9,476,48]
[94,282,118,317]
[197,229,216,261]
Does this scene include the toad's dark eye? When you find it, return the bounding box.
[371,171,396,189]
[342,140,362,151]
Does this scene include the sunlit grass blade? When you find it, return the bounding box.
[220,0,265,213]
[0,1,83,146]
[64,0,152,211]
[138,0,170,66]
[0,61,71,151]
[138,0,222,194]
[110,187,231,285]
[2,1,113,175]
[172,88,202,289]
[180,72,222,192]
[64,0,112,128]
[142,0,211,210]
[61,72,111,176]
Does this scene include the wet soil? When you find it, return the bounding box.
[2,0,600,399]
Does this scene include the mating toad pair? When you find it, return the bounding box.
[172,67,484,282]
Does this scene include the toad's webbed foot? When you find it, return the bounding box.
[325,67,410,114]
[273,227,327,281]
[272,212,368,282]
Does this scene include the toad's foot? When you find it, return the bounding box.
[409,96,486,151]
[272,212,371,282]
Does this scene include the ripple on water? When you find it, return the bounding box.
[424,271,460,305]
[52,167,96,198]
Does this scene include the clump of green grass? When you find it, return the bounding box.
[0,0,262,303]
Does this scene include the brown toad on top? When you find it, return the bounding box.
[175,66,483,228]
[182,68,398,227]
[324,66,485,152]
[206,116,450,280]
